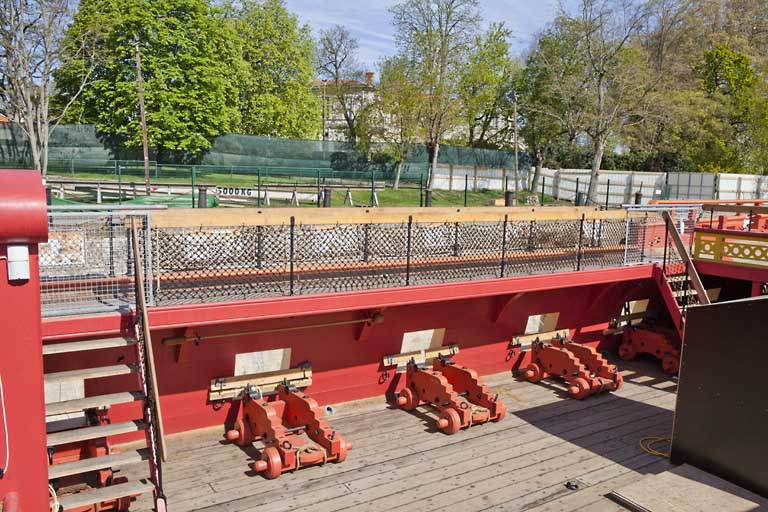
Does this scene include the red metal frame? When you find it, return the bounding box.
[40,272,658,442]
[0,170,49,511]
[42,265,656,340]
[226,384,351,479]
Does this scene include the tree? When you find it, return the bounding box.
[390,0,481,189]
[363,56,421,189]
[699,44,768,173]
[231,0,320,138]
[571,0,650,204]
[518,16,589,192]
[316,25,365,143]
[56,0,243,159]
[1,0,95,174]
[458,22,517,148]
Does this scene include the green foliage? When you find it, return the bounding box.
[458,22,516,147]
[228,0,320,138]
[390,0,481,186]
[367,56,421,164]
[517,15,588,182]
[701,45,756,98]
[55,0,244,157]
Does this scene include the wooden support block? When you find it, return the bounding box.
[611,311,647,325]
[208,367,313,401]
[381,344,459,369]
[508,329,570,351]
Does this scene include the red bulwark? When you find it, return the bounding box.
[0,170,49,511]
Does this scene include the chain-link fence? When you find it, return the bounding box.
[40,212,153,317]
[40,208,671,316]
[623,205,702,274]
[148,215,631,307]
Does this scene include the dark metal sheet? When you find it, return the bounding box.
[671,296,768,497]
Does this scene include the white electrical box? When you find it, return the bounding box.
[7,245,30,281]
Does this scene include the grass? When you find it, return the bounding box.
[325,188,565,208]
[48,169,570,208]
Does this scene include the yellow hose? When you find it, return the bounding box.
[639,436,671,457]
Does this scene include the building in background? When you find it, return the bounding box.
[312,72,376,142]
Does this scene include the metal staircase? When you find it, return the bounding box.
[43,218,166,511]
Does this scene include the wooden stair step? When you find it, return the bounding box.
[49,449,148,480]
[55,478,155,511]
[43,337,135,356]
[46,392,144,417]
[48,420,145,447]
[44,364,135,384]
[46,417,88,434]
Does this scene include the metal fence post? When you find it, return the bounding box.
[464,174,468,207]
[500,214,508,277]
[191,166,196,208]
[662,215,669,275]
[541,177,545,205]
[317,169,321,208]
[117,165,123,205]
[257,169,262,207]
[419,174,424,207]
[576,213,585,271]
[575,177,580,203]
[256,226,263,269]
[452,222,460,257]
[362,224,370,262]
[370,170,376,207]
[107,216,115,278]
[640,212,648,263]
[406,216,413,286]
[143,214,154,306]
[605,179,611,209]
[289,216,295,295]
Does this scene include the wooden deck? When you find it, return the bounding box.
[121,358,678,512]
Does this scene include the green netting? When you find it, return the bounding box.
[1,122,531,189]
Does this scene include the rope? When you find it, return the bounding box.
[0,373,9,479]
[294,441,327,470]
[49,484,59,512]
[639,437,671,458]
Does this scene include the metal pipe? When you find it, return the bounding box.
[48,204,168,211]
[162,313,384,346]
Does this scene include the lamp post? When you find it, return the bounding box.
[322,80,328,141]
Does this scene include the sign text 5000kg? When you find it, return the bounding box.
[215,187,257,197]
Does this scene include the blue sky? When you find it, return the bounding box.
[284,0,563,71]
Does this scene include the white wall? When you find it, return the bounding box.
[429,165,768,203]
[538,168,665,205]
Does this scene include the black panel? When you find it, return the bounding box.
[671,296,768,497]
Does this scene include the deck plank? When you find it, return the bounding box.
[120,358,682,512]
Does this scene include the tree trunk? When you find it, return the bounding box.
[426,141,440,191]
[393,161,403,190]
[529,149,545,193]
[530,163,543,196]
[25,114,41,173]
[586,138,606,205]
